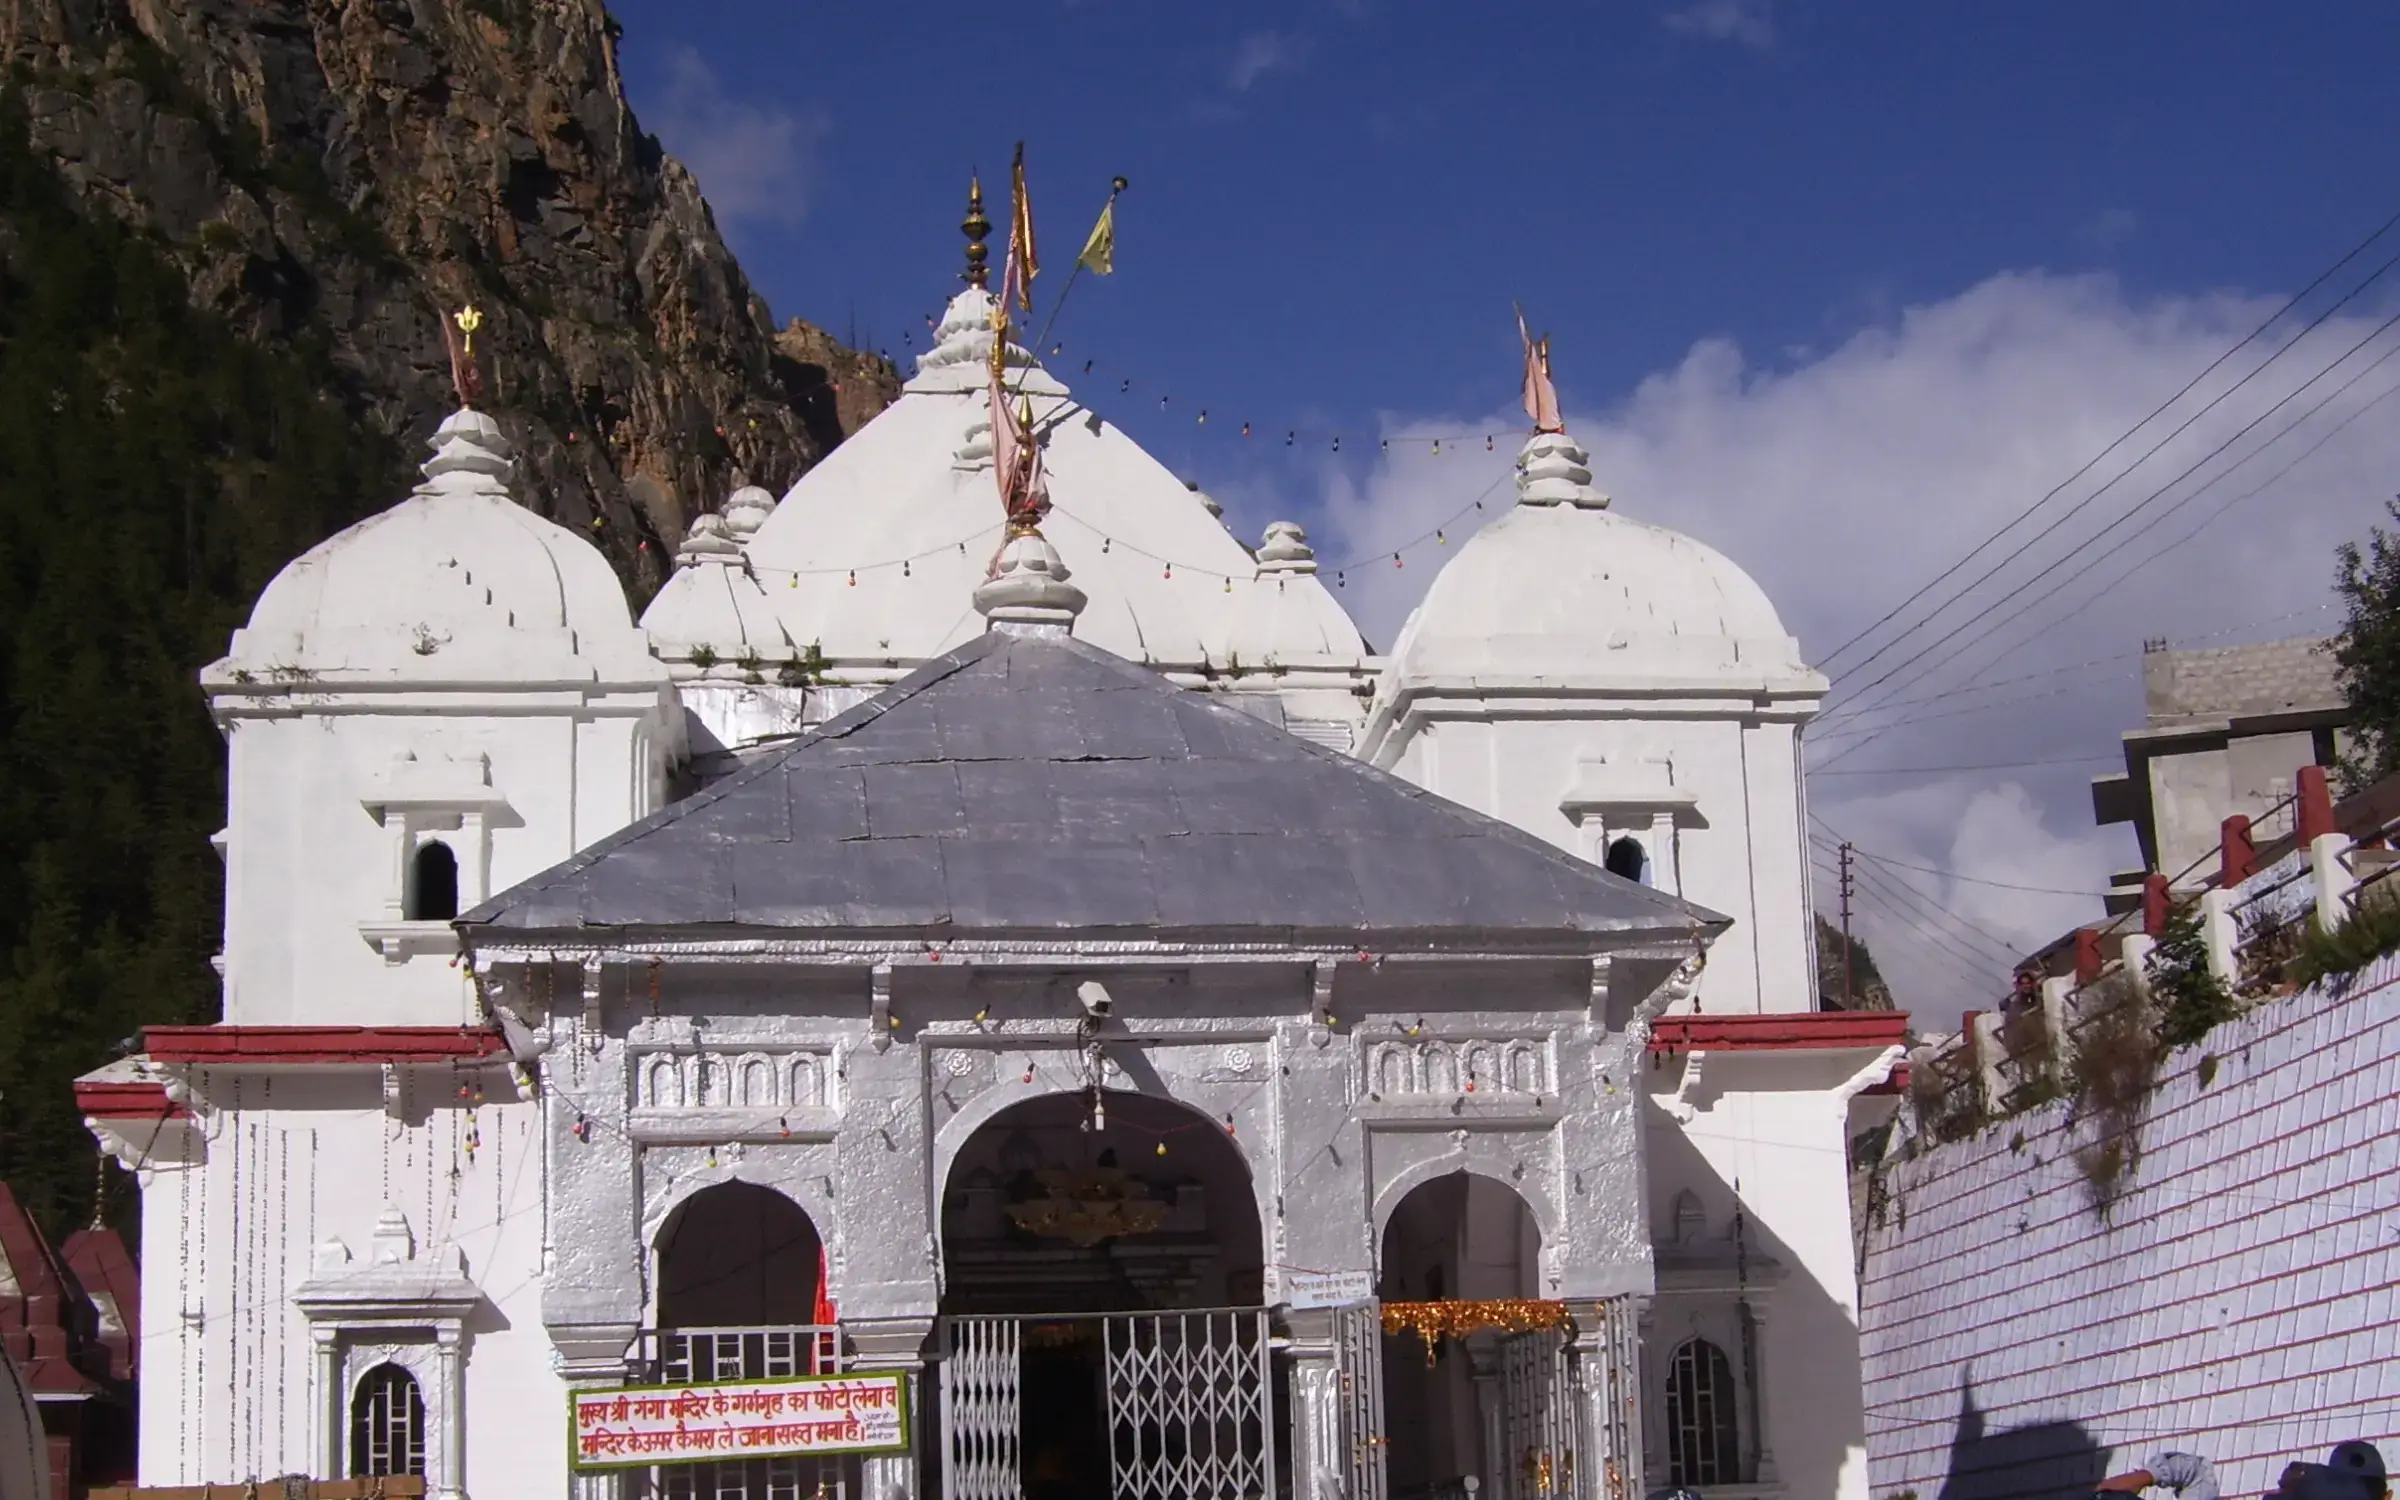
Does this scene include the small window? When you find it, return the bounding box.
[350,1363,426,1477]
[407,841,458,921]
[1604,835,1649,885]
[1665,1337,1740,1486]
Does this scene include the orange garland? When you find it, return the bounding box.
[1380,1299,1573,1364]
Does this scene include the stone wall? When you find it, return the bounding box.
[1859,952,2400,1499]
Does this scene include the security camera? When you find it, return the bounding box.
[1076,981,1114,1021]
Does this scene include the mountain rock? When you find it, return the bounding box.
[3,0,895,592]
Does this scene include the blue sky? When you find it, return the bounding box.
[611,0,2400,1018]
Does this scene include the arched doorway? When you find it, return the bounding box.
[651,1183,838,1500]
[936,1090,1271,1500]
[1378,1172,1544,1500]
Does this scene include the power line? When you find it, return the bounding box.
[1846,845,2111,899]
[1813,854,2002,988]
[1822,840,2030,970]
[1810,752,2118,777]
[1819,310,2400,746]
[1817,206,2400,680]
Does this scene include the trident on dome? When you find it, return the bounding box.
[1516,303,1565,435]
[986,147,1052,554]
[443,303,486,410]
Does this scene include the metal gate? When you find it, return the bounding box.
[1333,1304,1387,1500]
[939,1310,1275,1500]
[641,1325,850,1500]
[1495,1328,1578,1500]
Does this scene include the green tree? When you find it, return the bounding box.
[1816,914,1897,1010]
[2331,498,2400,790]
[0,95,400,1237]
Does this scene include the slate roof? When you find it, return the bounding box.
[461,632,1725,945]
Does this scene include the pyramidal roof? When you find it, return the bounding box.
[462,631,1722,945]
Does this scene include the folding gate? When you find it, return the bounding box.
[938,1310,1276,1500]
[1495,1328,1579,1500]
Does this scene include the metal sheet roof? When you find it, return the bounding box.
[462,632,1725,945]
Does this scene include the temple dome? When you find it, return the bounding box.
[1382,431,1815,691]
[215,409,662,686]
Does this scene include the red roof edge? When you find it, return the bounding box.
[72,1082,188,1122]
[59,1228,139,1383]
[141,1025,508,1065]
[1648,1010,1912,1054]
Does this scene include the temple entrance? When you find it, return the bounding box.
[649,1182,843,1500]
[1378,1173,1559,1500]
[936,1090,1272,1500]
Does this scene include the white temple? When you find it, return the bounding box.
[78,206,1907,1500]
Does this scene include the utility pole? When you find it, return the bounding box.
[1838,841,1856,1010]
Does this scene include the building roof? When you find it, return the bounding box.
[1375,431,1822,704]
[207,409,664,691]
[646,288,1372,687]
[462,630,1725,945]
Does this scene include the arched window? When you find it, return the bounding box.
[1664,1337,1740,1486]
[350,1363,426,1477]
[407,841,458,921]
[1604,835,1649,885]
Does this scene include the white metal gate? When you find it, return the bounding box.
[642,1325,850,1500]
[1333,1304,1387,1500]
[939,1317,1024,1500]
[939,1311,1275,1500]
[1495,1328,1578,1500]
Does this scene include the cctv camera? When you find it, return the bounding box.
[1076,981,1114,1021]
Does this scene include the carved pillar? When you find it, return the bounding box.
[848,1315,936,1500]
[1738,1299,1776,1485]
[1282,1308,1345,1500]
[313,1327,343,1478]
[435,1326,466,1500]
[552,1324,637,1500]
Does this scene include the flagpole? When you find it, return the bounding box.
[1009,177,1126,402]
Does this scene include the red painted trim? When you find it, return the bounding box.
[140,1025,507,1065]
[71,1081,188,1122]
[1647,1010,1911,1053]
[1861,1063,1912,1096]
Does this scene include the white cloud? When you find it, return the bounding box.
[1663,0,1775,50]
[1227,31,1312,92]
[1294,271,2400,1026]
[649,49,829,228]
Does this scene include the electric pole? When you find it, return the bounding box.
[1838,841,1856,1010]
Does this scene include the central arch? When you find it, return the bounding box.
[1378,1171,1545,1500]
[938,1090,1269,1500]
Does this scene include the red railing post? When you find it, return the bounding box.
[2073,928,2103,984]
[2143,873,2171,938]
[2221,814,2255,885]
[2298,764,2337,843]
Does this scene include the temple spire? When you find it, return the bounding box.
[962,177,991,289]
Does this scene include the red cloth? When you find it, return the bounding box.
[812,1244,838,1326]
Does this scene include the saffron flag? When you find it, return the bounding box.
[812,1245,838,1326]
[1007,143,1037,312]
[1078,198,1116,276]
[1517,305,1564,434]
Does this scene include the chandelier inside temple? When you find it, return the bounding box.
[1006,1165,1168,1247]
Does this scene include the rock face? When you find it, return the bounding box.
[3,0,897,591]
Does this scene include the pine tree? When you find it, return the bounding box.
[2331,499,2400,790]
[0,96,401,1238]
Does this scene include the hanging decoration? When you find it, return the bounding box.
[1006,1164,1169,1247]
[1379,1299,1573,1365]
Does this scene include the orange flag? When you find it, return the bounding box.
[812,1244,838,1326]
[1006,142,1037,314]
[1517,305,1564,434]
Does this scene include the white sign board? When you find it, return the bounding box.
[1285,1269,1376,1310]
[571,1372,907,1470]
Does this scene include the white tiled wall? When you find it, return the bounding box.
[1860,952,2400,1498]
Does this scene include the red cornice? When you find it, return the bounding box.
[141,1026,508,1066]
[72,1081,188,1122]
[1648,1010,1911,1054]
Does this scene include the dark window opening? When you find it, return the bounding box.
[1604,835,1649,885]
[408,841,458,921]
[1665,1337,1741,1486]
[350,1363,426,1477]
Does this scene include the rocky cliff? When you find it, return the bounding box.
[3,0,899,590]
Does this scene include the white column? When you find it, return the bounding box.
[314,1328,344,1478]
[1649,813,1680,896]
[1280,1308,1345,1500]
[847,1315,935,1500]
[2201,887,2240,985]
[435,1326,466,1500]
[1740,1300,1777,1484]
[2314,830,2356,928]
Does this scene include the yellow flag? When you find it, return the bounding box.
[1008,144,1037,312]
[1078,199,1116,276]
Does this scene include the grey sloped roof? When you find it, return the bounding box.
[462,632,1724,944]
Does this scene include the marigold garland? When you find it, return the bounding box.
[1380,1299,1572,1364]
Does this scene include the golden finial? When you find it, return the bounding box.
[443,302,487,409]
[962,175,991,289]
